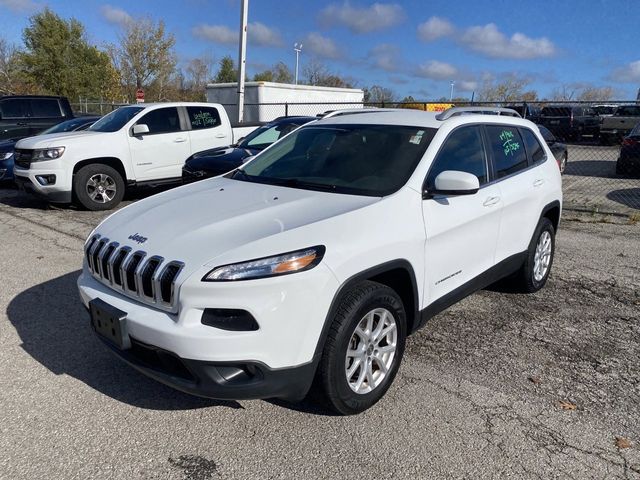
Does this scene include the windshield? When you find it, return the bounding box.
[41,117,95,135]
[89,106,144,132]
[593,106,616,115]
[235,124,436,196]
[239,122,304,150]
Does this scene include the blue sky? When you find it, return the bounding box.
[1,0,639,100]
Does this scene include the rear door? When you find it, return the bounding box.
[185,105,231,154]
[28,98,65,135]
[0,98,30,141]
[422,125,502,303]
[486,125,548,263]
[127,106,189,180]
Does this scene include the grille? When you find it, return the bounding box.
[14,149,33,169]
[85,234,184,312]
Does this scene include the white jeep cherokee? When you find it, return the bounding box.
[77,107,562,415]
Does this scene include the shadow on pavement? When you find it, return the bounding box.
[7,270,242,411]
[564,160,617,178]
[606,188,640,211]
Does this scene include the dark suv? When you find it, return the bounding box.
[539,105,600,141]
[0,96,74,141]
[505,103,542,123]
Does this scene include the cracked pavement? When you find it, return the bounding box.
[0,186,639,479]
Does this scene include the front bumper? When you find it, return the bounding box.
[13,163,72,203]
[78,262,339,399]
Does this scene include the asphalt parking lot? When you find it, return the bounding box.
[1,186,639,480]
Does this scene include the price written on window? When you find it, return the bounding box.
[191,111,216,127]
[500,130,521,157]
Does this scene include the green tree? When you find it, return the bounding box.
[19,8,117,100]
[215,56,237,83]
[109,17,176,101]
[252,62,294,83]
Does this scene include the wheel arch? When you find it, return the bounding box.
[72,157,129,183]
[540,200,561,232]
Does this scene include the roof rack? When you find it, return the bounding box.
[436,107,521,121]
[318,107,382,119]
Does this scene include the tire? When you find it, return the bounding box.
[513,217,555,293]
[73,164,125,211]
[317,280,407,415]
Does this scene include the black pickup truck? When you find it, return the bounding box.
[539,105,600,141]
[0,95,74,141]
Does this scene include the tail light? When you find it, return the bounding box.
[622,137,638,146]
[569,111,574,128]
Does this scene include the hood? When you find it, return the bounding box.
[186,146,258,171]
[0,139,16,153]
[95,176,378,268]
[15,130,102,149]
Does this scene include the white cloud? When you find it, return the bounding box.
[100,5,133,27]
[368,44,399,72]
[610,60,640,83]
[193,22,282,47]
[456,80,478,92]
[304,32,342,59]
[0,0,39,12]
[417,17,454,42]
[319,2,405,33]
[460,23,556,59]
[417,60,458,80]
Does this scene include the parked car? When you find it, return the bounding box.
[182,116,316,183]
[13,103,257,210]
[0,116,99,183]
[537,125,568,173]
[592,104,618,117]
[616,123,640,176]
[539,105,600,141]
[600,105,640,145]
[0,95,74,141]
[505,103,541,123]
[78,107,562,414]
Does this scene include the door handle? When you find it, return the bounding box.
[533,179,545,187]
[17,122,28,126]
[483,196,500,207]
[174,137,187,143]
[215,133,227,139]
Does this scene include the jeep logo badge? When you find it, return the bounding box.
[128,233,148,244]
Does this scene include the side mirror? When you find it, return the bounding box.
[424,170,480,198]
[132,124,150,136]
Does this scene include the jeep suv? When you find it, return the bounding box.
[78,108,562,415]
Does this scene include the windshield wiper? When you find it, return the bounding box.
[231,168,254,181]
[269,177,338,192]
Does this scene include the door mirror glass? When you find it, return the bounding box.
[132,124,150,136]
[426,170,480,197]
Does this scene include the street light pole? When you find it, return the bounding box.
[237,0,248,123]
[294,43,302,85]
[449,80,455,102]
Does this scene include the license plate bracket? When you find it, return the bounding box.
[89,298,131,350]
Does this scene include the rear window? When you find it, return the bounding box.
[186,106,221,130]
[486,125,529,179]
[541,107,571,117]
[520,128,546,165]
[615,106,640,116]
[30,99,62,118]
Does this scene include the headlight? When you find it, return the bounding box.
[32,147,65,161]
[1,152,13,161]
[203,246,325,281]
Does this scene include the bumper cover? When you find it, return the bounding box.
[91,315,316,401]
[14,173,72,203]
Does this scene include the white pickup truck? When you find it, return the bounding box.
[13,102,258,210]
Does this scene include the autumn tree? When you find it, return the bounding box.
[19,9,117,100]
[0,38,23,95]
[109,17,176,101]
[479,74,538,103]
[364,85,396,104]
[303,58,354,88]
[576,86,616,102]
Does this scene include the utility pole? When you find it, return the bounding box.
[237,0,248,123]
[449,80,455,102]
[294,43,303,85]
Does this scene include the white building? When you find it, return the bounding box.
[206,81,364,123]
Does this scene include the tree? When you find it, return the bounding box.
[302,58,354,88]
[0,38,23,95]
[364,85,396,104]
[479,74,538,103]
[19,9,118,100]
[253,62,294,84]
[109,17,176,101]
[576,86,615,102]
[215,56,237,83]
[550,84,577,102]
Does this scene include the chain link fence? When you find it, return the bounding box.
[69,99,640,216]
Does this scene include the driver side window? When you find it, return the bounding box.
[425,126,488,189]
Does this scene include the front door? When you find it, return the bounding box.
[422,125,502,304]
[128,107,190,180]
